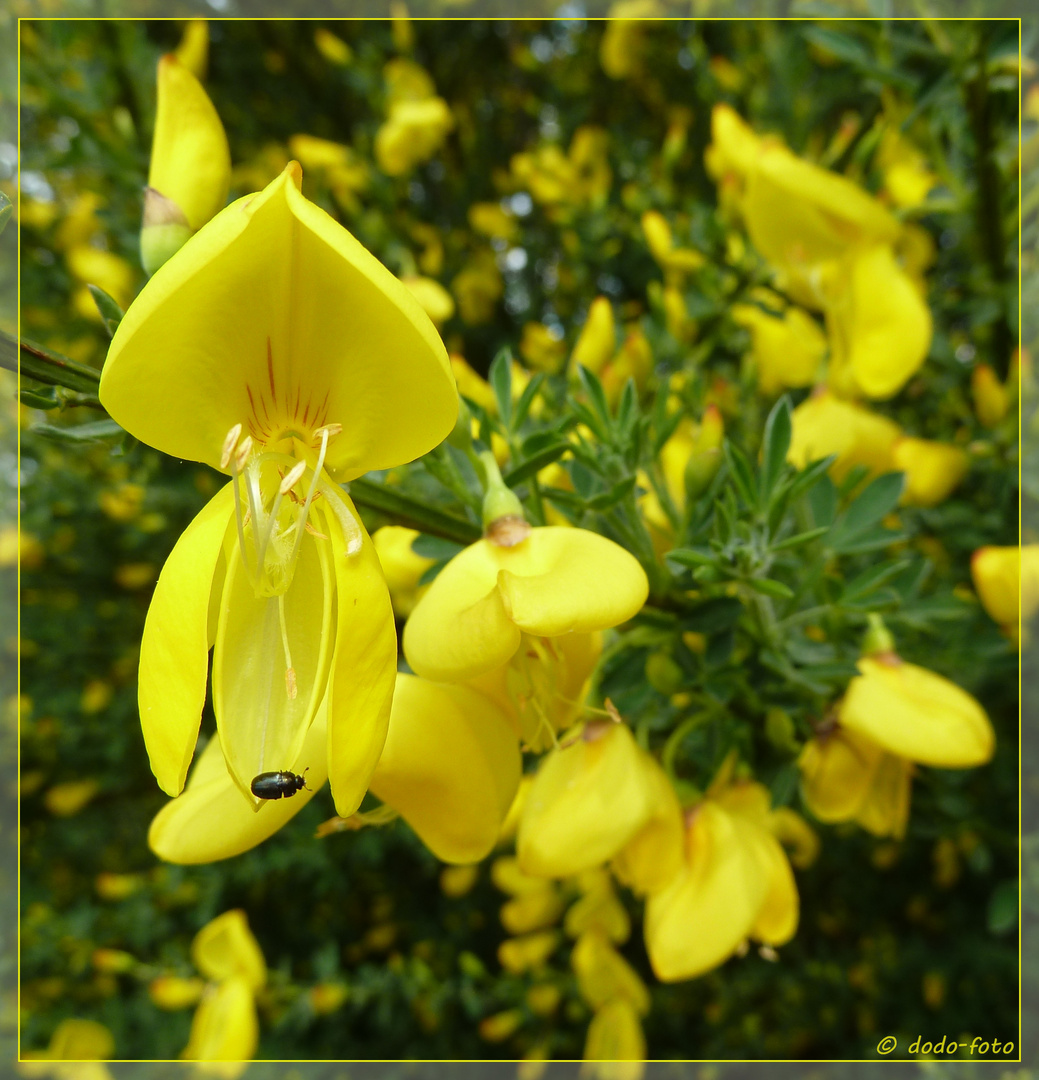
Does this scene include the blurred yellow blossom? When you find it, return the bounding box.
[732,299,826,395]
[372,525,435,618]
[892,437,968,507]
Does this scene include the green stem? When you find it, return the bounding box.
[2,331,105,396]
[345,478,481,545]
[661,710,712,782]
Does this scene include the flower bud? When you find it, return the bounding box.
[972,545,1039,628]
[972,364,1008,427]
[149,974,206,1010]
[684,405,724,499]
[571,931,649,1014]
[497,930,560,974]
[571,297,615,377]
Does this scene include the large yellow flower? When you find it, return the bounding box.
[100,163,457,818]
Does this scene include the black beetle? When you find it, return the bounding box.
[250,768,310,800]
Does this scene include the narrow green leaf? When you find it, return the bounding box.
[841,560,912,603]
[771,525,831,552]
[786,455,837,502]
[410,535,464,561]
[503,441,571,487]
[667,547,716,568]
[488,347,513,429]
[511,371,544,431]
[587,474,637,511]
[987,880,1018,935]
[346,477,481,545]
[28,418,125,443]
[88,284,125,338]
[760,395,792,503]
[576,364,613,435]
[747,577,794,600]
[723,440,758,508]
[808,473,838,528]
[0,191,11,236]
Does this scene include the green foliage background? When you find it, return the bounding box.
[14,16,1024,1064]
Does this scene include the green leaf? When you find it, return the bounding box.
[511,372,544,431]
[0,191,11,236]
[576,364,613,436]
[836,472,905,538]
[747,577,795,600]
[503,441,571,487]
[410,535,464,561]
[88,284,125,338]
[28,418,125,443]
[667,547,716,568]
[488,347,513,429]
[808,473,838,528]
[770,525,831,552]
[786,455,837,502]
[586,474,637,511]
[759,395,792,503]
[987,880,1017,935]
[347,477,481,545]
[841,560,912,603]
[723,440,758,509]
[19,387,61,410]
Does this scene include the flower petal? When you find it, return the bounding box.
[855,751,913,840]
[212,507,334,802]
[644,801,768,982]
[798,728,882,823]
[191,910,266,991]
[149,54,230,231]
[840,657,995,768]
[148,717,327,865]
[369,675,521,864]
[322,490,398,817]
[101,163,457,480]
[139,483,233,797]
[182,977,257,1065]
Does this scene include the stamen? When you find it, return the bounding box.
[277,594,295,693]
[234,435,254,473]
[289,428,330,568]
[221,423,243,470]
[312,423,343,443]
[280,460,307,495]
[228,450,251,589]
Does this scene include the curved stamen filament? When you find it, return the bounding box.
[289,427,331,569]
[277,594,297,701]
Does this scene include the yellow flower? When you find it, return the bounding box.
[839,654,994,768]
[876,124,937,210]
[375,98,454,177]
[572,930,649,1014]
[743,144,900,300]
[570,297,616,377]
[972,545,1039,628]
[517,720,656,878]
[369,674,521,864]
[182,911,265,1074]
[521,321,567,373]
[892,437,968,507]
[787,391,900,482]
[704,102,767,188]
[498,930,561,973]
[972,363,1009,427]
[142,54,230,275]
[174,20,209,80]
[23,1018,115,1062]
[825,243,932,400]
[101,164,457,819]
[403,525,647,685]
[612,751,684,894]
[731,299,826,395]
[641,210,704,277]
[468,201,518,242]
[401,274,455,327]
[799,725,912,840]
[372,525,435,617]
[599,2,658,79]
[644,781,798,982]
[581,997,647,1079]
[313,28,352,66]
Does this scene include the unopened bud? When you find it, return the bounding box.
[861,612,896,658]
[140,187,193,276]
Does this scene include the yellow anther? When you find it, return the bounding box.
[234,435,254,473]
[220,423,243,469]
[313,423,343,443]
[279,460,307,496]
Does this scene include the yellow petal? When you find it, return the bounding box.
[571,297,616,377]
[893,437,968,507]
[855,751,913,839]
[182,976,257,1064]
[787,392,900,483]
[973,545,1039,627]
[798,728,882,822]
[828,244,932,399]
[174,20,209,80]
[744,145,899,270]
[644,801,768,982]
[581,999,646,1078]
[46,1019,115,1060]
[732,302,825,395]
[517,722,655,878]
[369,675,521,864]
[101,163,457,481]
[840,656,994,768]
[213,498,334,802]
[612,752,684,895]
[149,54,230,231]
[372,525,434,618]
[706,103,764,182]
[191,910,267,990]
[747,829,799,945]
[323,490,398,817]
[768,806,820,869]
[571,931,649,1015]
[139,484,233,796]
[404,528,646,683]
[148,716,327,865]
